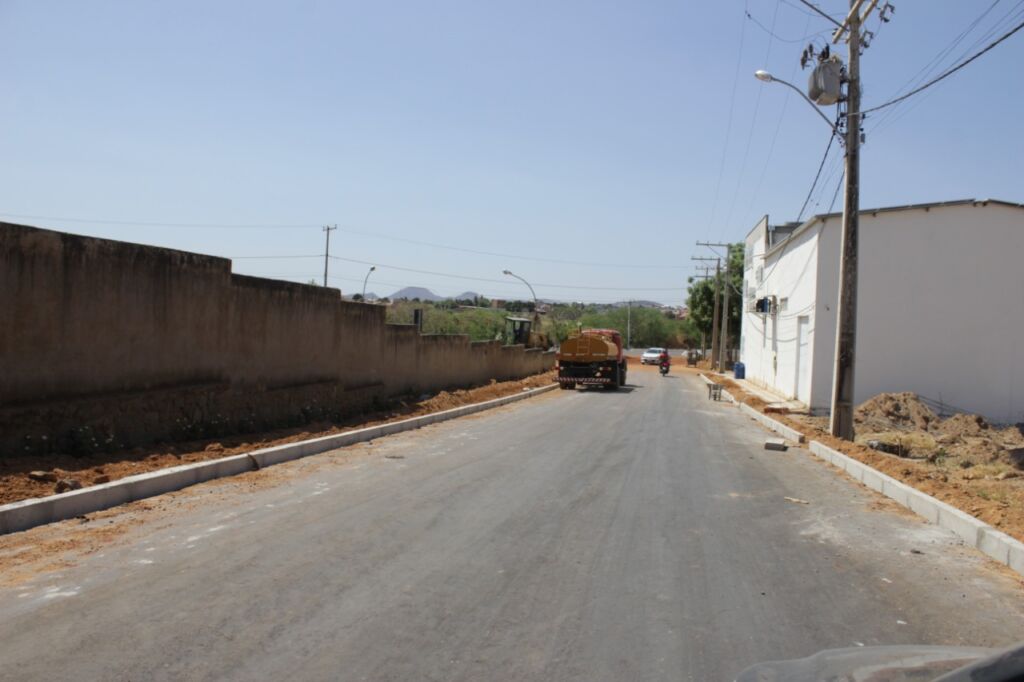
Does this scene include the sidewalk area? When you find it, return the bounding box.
[718,375,807,413]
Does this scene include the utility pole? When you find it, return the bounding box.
[322,225,337,287]
[719,253,731,371]
[829,1,863,440]
[691,267,714,361]
[626,300,632,350]
[696,242,733,371]
[692,256,721,370]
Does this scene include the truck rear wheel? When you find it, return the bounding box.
[560,382,575,390]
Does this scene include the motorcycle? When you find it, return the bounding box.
[659,361,670,376]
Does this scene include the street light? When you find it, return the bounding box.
[754,70,838,134]
[502,269,538,310]
[361,265,376,300]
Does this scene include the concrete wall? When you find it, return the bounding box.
[741,201,1024,423]
[0,224,554,454]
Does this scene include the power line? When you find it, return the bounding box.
[327,255,687,292]
[745,9,829,43]
[797,132,837,221]
[707,1,749,235]
[862,15,1024,115]
[230,254,323,259]
[744,10,816,222]
[790,0,843,28]
[868,2,1024,136]
[0,211,691,270]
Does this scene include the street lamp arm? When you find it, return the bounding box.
[361,265,376,299]
[502,270,538,309]
[756,72,838,135]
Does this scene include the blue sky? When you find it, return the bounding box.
[1,1,1020,304]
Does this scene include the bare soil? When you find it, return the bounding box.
[0,371,557,506]
[704,375,1024,544]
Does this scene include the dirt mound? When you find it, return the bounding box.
[934,413,991,438]
[855,392,937,431]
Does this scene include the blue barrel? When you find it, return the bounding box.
[733,362,746,380]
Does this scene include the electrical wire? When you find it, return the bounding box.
[796,132,837,222]
[707,1,749,235]
[327,255,687,292]
[724,0,780,233]
[0,211,691,270]
[862,15,1024,115]
[868,1,1024,136]
[745,9,829,43]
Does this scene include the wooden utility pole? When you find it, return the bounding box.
[829,1,862,439]
[322,224,337,287]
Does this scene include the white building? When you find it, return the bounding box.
[740,199,1024,424]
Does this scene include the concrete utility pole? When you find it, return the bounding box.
[829,1,863,440]
[626,300,631,350]
[322,225,337,287]
[719,256,731,371]
[692,256,721,370]
[697,242,733,371]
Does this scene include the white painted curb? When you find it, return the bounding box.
[738,403,805,443]
[0,383,559,536]
[808,440,1024,576]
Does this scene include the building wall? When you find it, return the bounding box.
[742,217,823,404]
[0,224,554,454]
[743,201,1024,423]
[852,203,1024,423]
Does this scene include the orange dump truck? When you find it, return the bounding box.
[556,328,627,390]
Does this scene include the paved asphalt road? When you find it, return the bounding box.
[2,368,1024,681]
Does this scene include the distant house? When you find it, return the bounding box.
[740,199,1024,423]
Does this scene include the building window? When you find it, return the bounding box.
[756,265,764,285]
[779,297,788,312]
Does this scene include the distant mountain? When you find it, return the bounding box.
[454,291,482,301]
[390,286,442,301]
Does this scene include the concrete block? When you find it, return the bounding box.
[905,488,940,524]
[880,477,913,507]
[764,438,788,452]
[935,500,985,547]
[978,527,1013,564]
[1009,538,1024,575]
[0,498,53,535]
[860,466,886,493]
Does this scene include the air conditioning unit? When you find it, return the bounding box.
[753,296,778,315]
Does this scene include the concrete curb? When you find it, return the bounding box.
[738,403,805,443]
[697,373,736,404]
[808,440,1024,576]
[0,383,559,536]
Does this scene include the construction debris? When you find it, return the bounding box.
[764,439,788,452]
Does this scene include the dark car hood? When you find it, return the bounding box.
[734,645,996,682]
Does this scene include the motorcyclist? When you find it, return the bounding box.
[658,349,671,369]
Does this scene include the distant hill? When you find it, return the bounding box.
[390,286,442,301]
[454,291,482,301]
[612,300,665,308]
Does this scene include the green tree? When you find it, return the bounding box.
[686,242,744,349]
